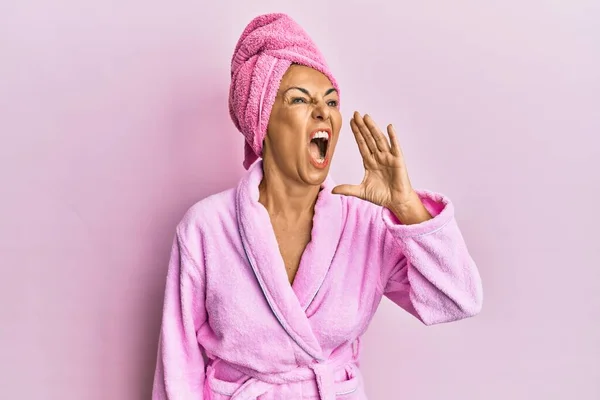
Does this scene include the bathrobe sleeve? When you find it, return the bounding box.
[152,229,207,399]
[378,190,483,325]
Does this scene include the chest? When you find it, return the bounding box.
[271,219,312,284]
[202,200,385,360]
[203,227,382,356]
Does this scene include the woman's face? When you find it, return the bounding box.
[263,64,342,186]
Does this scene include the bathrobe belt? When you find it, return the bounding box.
[207,341,360,399]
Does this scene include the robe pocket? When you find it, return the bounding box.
[205,365,247,399]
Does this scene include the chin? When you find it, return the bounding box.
[301,153,334,186]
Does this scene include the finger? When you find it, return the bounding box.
[353,112,378,154]
[387,124,403,158]
[363,114,391,153]
[331,184,363,198]
[350,118,372,161]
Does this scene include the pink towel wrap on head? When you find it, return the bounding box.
[228,13,340,169]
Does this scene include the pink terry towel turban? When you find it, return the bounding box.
[228,13,340,170]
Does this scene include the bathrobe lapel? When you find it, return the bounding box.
[235,160,343,361]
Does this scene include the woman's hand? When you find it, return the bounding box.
[332,112,432,225]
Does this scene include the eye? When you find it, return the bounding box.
[292,97,307,104]
[327,100,338,107]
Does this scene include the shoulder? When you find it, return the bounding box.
[335,194,390,242]
[339,194,384,225]
[175,187,237,252]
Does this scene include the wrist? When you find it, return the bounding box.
[387,191,432,225]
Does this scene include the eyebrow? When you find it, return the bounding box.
[284,87,337,96]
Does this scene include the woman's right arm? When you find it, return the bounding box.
[152,229,207,399]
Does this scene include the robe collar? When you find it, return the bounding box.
[235,159,343,361]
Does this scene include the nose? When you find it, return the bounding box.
[311,98,330,121]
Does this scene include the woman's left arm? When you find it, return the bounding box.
[333,112,482,325]
[378,189,483,325]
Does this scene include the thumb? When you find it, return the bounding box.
[331,184,363,198]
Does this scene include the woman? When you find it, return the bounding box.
[152,13,482,400]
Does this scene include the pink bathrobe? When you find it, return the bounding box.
[152,160,483,399]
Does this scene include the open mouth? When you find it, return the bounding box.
[309,129,330,166]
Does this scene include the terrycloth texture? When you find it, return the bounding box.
[228,13,340,170]
[152,160,483,399]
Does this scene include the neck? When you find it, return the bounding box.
[258,161,321,222]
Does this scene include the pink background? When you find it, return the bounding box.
[1,1,599,399]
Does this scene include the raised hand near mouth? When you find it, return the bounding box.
[332,112,433,225]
